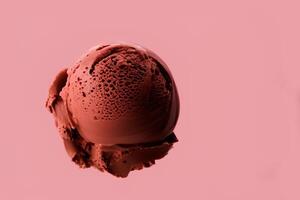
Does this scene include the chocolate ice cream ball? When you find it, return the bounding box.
[46,43,180,177]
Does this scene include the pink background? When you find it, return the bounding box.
[1,0,300,199]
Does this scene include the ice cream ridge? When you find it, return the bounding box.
[46,43,180,178]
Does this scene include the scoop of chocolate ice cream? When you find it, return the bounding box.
[46,43,179,178]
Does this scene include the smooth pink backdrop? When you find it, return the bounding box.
[1,0,300,199]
